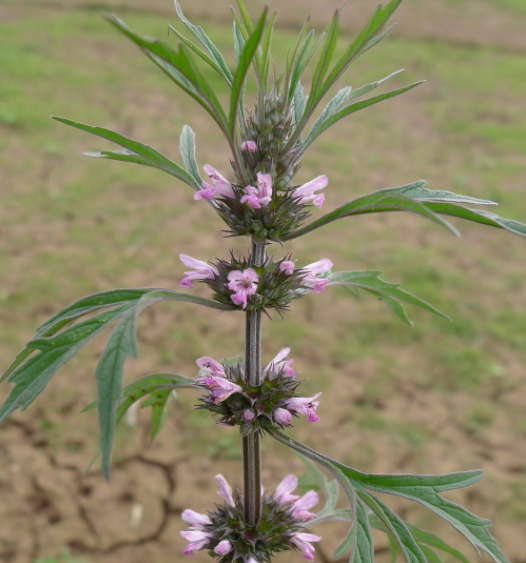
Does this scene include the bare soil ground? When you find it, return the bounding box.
[1,1,526,562]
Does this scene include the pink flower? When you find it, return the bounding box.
[180,529,211,555]
[179,254,218,287]
[240,172,273,209]
[264,347,295,377]
[301,258,333,294]
[286,393,322,423]
[195,164,235,201]
[215,474,235,507]
[214,540,233,556]
[274,474,299,503]
[182,509,211,526]
[273,407,292,426]
[292,490,320,521]
[247,558,259,563]
[243,409,256,422]
[196,356,225,378]
[209,377,243,404]
[227,268,259,309]
[290,532,322,561]
[241,141,258,152]
[293,175,328,209]
[279,260,295,276]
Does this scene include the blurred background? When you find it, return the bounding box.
[1,0,526,562]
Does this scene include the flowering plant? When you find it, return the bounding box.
[2,1,526,562]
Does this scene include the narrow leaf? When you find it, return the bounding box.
[180,125,202,185]
[350,499,375,563]
[283,181,459,240]
[96,308,138,479]
[229,9,268,137]
[301,81,424,153]
[360,491,428,563]
[323,0,404,92]
[53,117,200,191]
[328,270,450,325]
[105,15,229,134]
[173,1,233,86]
[140,388,175,441]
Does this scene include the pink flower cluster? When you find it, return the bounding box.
[227,268,259,309]
[180,474,322,561]
[278,257,333,294]
[180,254,259,310]
[193,164,329,210]
[195,349,322,426]
[195,357,242,404]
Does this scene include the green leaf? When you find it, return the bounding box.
[426,205,526,239]
[303,69,404,149]
[381,184,497,206]
[292,82,308,135]
[327,270,450,326]
[283,181,459,240]
[229,9,267,137]
[96,307,138,478]
[272,432,507,563]
[306,85,352,143]
[420,546,442,563]
[0,306,128,423]
[260,11,276,85]
[236,0,254,33]
[140,388,175,441]
[173,1,233,86]
[307,9,341,116]
[334,524,356,559]
[323,0,404,93]
[179,125,202,185]
[1,288,231,476]
[360,491,428,563]
[83,373,195,414]
[301,81,424,152]
[233,20,246,66]
[406,524,471,563]
[167,24,231,87]
[53,117,201,191]
[289,28,324,104]
[83,373,194,467]
[350,499,376,563]
[105,15,229,135]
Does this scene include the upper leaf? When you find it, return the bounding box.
[284,181,526,243]
[53,117,201,191]
[300,80,424,154]
[327,270,449,326]
[229,8,268,137]
[105,15,229,136]
[179,125,202,186]
[283,181,460,240]
[173,0,233,87]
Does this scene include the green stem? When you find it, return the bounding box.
[243,240,266,525]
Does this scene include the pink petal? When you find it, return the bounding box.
[274,474,299,502]
[182,509,211,526]
[273,407,292,426]
[180,254,210,270]
[215,474,235,507]
[214,540,232,556]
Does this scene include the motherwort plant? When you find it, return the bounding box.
[2,1,526,562]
